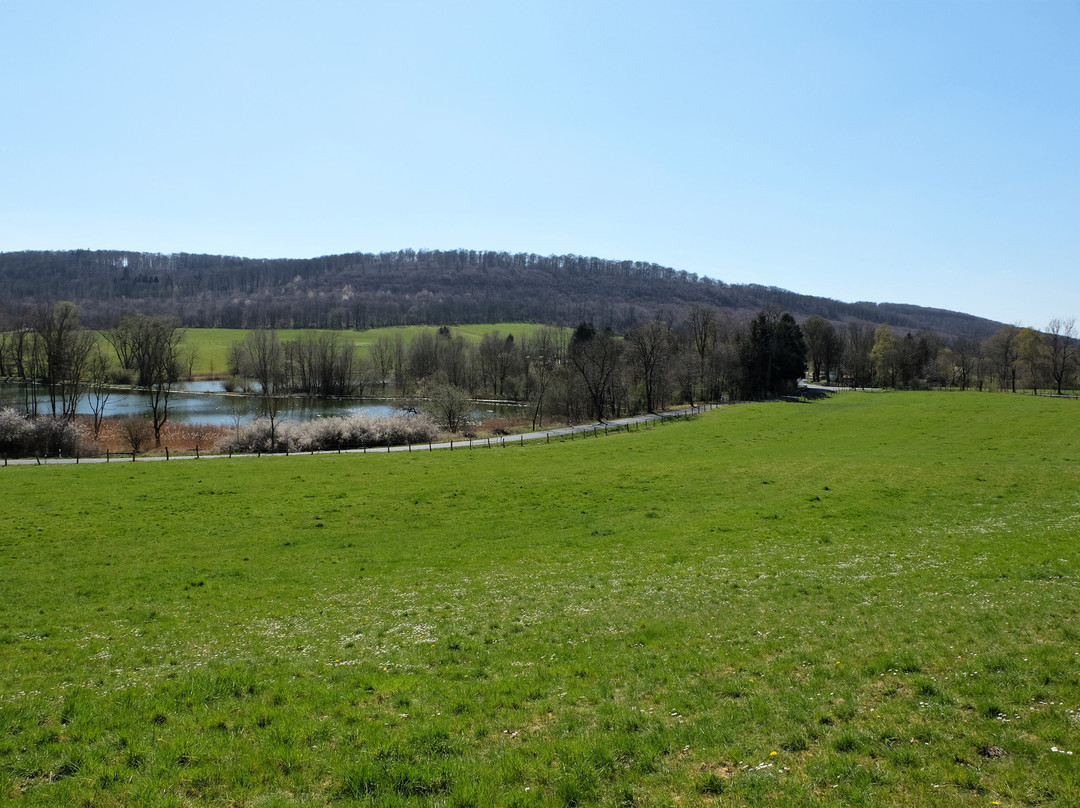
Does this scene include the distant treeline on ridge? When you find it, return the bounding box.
[0,248,1000,339]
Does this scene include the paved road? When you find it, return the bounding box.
[2,404,722,467]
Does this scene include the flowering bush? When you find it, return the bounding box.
[0,408,84,458]
[218,412,440,454]
[0,408,32,457]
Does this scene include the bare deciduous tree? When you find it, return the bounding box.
[477,331,518,399]
[109,315,185,446]
[1016,327,1049,394]
[32,301,96,420]
[233,330,286,449]
[420,377,471,433]
[842,321,875,388]
[568,323,623,421]
[626,318,672,412]
[85,343,113,440]
[1045,317,1077,395]
[522,326,562,429]
[982,325,1021,393]
[684,305,716,399]
[119,416,152,453]
[368,335,395,391]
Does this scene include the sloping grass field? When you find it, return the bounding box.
[1,392,1078,806]
[180,325,557,378]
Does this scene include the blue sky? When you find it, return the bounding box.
[2,0,1077,328]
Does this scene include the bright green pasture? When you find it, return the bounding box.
[1,392,1079,806]
[181,324,557,376]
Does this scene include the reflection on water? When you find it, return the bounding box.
[0,382,402,427]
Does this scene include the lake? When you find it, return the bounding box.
[0,381,403,427]
[0,382,517,427]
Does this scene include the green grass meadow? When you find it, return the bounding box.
[1,392,1078,806]
[181,324,557,377]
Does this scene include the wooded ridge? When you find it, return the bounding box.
[0,248,1001,339]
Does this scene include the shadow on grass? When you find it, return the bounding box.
[782,389,831,403]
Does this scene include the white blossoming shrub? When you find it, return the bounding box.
[219,413,439,454]
[0,408,33,457]
[0,408,84,458]
[33,418,84,457]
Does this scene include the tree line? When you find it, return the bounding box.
[2,300,1077,457]
[1,306,186,449]
[0,248,1003,338]
[802,315,1080,395]
[224,310,1079,436]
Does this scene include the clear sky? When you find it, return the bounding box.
[2,0,1077,328]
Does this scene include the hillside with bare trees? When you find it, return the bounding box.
[0,249,1002,339]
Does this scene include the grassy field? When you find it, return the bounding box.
[181,324,559,377]
[1,392,1078,806]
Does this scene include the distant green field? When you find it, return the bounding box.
[181,324,559,376]
[2,392,1078,806]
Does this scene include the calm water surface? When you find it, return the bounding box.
[0,382,403,427]
[0,382,516,427]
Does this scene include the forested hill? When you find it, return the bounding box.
[0,248,1000,338]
